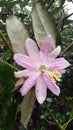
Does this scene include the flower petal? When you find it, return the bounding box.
[48,46,61,60]
[49,58,70,71]
[14,69,32,78]
[19,72,40,96]
[39,51,48,65]
[43,74,60,96]
[41,35,52,56]
[59,69,66,74]
[35,75,47,104]
[25,38,41,65]
[14,53,37,70]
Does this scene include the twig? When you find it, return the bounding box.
[0,30,14,54]
[47,0,55,10]
[0,59,19,71]
[0,12,27,17]
[61,118,73,130]
[60,43,73,56]
[44,102,62,130]
[44,116,56,125]
[63,13,73,22]
[61,13,73,30]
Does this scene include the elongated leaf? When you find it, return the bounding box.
[6,15,35,129]
[32,3,57,49]
[21,89,35,129]
[3,101,18,130]
[0,61,17,130]
[6,15,29,54]
[0,61,15,87]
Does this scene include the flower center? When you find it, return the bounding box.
[39,65,62,82]
[39,65,46,72]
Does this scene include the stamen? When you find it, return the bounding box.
[48,72,56,82]
[39,65,62,82]
[52,70,62,78]
[48,70,62,82]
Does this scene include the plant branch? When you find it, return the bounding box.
[61,118,73,130]
[60,43,73,56]
[0,59,19,71]
[63,13,73,22]
[47,0,55,10]
[0,30,14,54]
[43,116,56,125]
[61,13,73,30]
[45,102,62,130]
[0,12,27,17]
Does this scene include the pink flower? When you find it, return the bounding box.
[14,35,70,104]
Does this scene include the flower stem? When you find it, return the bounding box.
[60,43,73,56]
[0,59,19,71]
[45,102,62,130]
[0,30,14,54]
[61,118,73,130]
[44,116,55,125]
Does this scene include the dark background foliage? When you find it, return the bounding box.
[0,0,73,130]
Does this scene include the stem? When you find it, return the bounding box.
[61,118,73,130]
[44,116,56,125]
[60,43,73,56]
[0,59,19,71]
[45,102,62,130]
[0,30,14,54]
[46,0,55,9]
[0,12,27,17]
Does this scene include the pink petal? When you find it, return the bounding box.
[39,51,48,65]
[14,53,37,70]
[41,35,52,56]
[25,38,41,65]
[43,74,60,96]
[19,72,40,96]
[35,75,47,104]
[49,58,70,70]
[48,46,61,60]
[59,69,66,74]
[14,69,32,78]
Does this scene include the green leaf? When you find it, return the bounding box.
[0,61,15,87]
[32,3,57,49]
[21,89,35,129]
[0,60,17,130]
[6,15,29,54]
[3,100,18,130]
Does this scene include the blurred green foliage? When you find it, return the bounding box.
[0,0,73,130]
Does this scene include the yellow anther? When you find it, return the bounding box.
[48,70,62,82]
[39,65,62,82]
[48,71,56,82]
[52,70,62,78]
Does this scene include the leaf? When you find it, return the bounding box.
[21,89,35,129]
[6,15,29,54]
[6,15,35,129]
[0,61,15,87]
[3,100,18,130]
[0,60,17,130]
[32,3,57,49]
[20,0,29,8]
